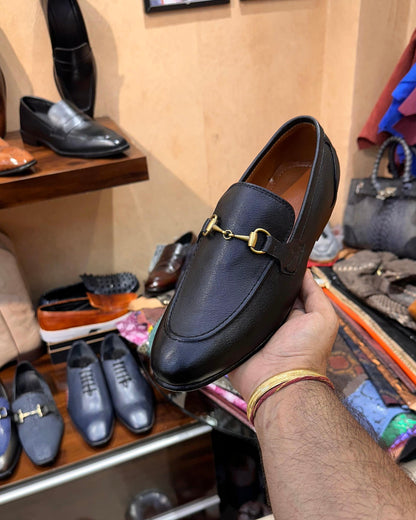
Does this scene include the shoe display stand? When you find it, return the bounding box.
[0,355,219,520]
[0,117,148,208]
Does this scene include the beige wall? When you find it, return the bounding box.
[0,0,414,301]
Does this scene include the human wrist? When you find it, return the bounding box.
[252,376,336,432]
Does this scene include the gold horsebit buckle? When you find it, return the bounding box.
[202,214,270,255]
[14,404,50,424]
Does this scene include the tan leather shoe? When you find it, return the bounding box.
[37,294,133,343]
[0,137,36,176]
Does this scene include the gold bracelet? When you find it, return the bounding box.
[246,369,335,425]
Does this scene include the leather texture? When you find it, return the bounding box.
[42,0,96,117]
[145,232,197,294]
[0,381,21,479]
[20,97,129,158]
[101,334,154,434]
[12,361,64,466]
[67,341,114,446]
[0,137,36,176]
[0,67,6,138]
[151,116,340,391]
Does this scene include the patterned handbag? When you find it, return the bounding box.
[343,136,416,259]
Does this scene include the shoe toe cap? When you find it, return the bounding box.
[85,419,113,445]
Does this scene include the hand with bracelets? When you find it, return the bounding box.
[229,269,338,419]
[228,269,416,520]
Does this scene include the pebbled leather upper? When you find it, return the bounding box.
[151,116,340,391]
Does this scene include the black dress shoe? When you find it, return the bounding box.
[0,66,6,138]
[20,96,129,158]
[0,380,21,479]
[151,116,340,391]
[12,362,64,466]
[101,334,154,434]
[67,341,114,446]
[41,0,96,117]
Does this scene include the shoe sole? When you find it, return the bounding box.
[0,159,37,176]
[21,131,129,159]
[40,312,132,343]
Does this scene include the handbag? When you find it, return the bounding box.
[343,136,416,259]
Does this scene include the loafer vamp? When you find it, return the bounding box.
[168,182,295,338]
[12,392,63,466]
[152,266,300,389]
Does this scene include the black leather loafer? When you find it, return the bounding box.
[41,0,96,117]
[151,116,340,391]
[20,96,129,158]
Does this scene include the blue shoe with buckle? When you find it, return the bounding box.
[0,380,21,479]
[67,340,114,446]
[12,362,64,466]
[101,334,154,434]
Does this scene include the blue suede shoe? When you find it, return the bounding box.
[0,380,21,479]
[101,334,154,434]
[12,362,64,466]
[67,340,114,446]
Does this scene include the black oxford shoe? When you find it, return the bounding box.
[151,116,340,391]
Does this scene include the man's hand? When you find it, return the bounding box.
[229,269,339,401]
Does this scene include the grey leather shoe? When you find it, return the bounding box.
[67,340,114,446]
[0,380,21,479]
[101,334,154,434]
[12,362,64,466]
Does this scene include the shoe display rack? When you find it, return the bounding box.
[0,117,148,208]
[0,355,219,520]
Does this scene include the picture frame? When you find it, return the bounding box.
[144,0,229,13]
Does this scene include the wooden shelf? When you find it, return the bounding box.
[0,117,148,208]
[0,354,196,492]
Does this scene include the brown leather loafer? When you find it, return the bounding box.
[145,232,196,295]
[151,116,340,391]
[0,138,36,176]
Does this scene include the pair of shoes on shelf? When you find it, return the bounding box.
[67,333,154,446]
[144,232,197,295]
[4,362,64,467]
[37,272,139,343]
[150,115,340,391]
